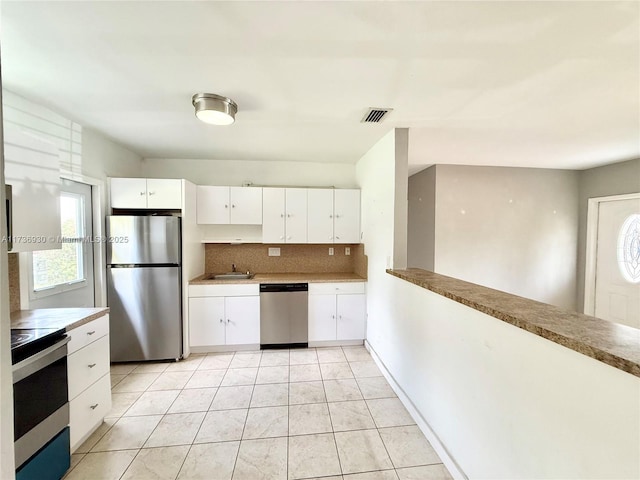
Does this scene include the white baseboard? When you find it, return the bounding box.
[364,340,467,480]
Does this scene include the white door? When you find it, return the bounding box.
[196,186,230,224]
[147,179,182,209]
[225,296,260,344]
[308,189,334,243]
[285,188,308,243]
[593,196,640,328]
[188,297,226,347]
[334,189,360,243]
[110,178,147,209]
[336,294,366,340]
[308,294,337,341]
[262,188,286,242]
[230,187,262,224]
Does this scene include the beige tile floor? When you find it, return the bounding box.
[65,346,453,480]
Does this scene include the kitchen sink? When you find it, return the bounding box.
[206,273,255,280]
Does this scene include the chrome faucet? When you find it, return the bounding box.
[232,263,236,272]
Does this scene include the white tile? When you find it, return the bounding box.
[194,409,247,443]
[110,364,139,375]
[396,465,453,480]
[112,373,160,393]
[288,433,341,480]
[121,445,190,480]
[289,381,326,405]
[74,418,118,453]
[168,388,217,413]
[328,400,375,432]
[232,437,288,480]
[132,363,169,374]
[356,377,396,400]
[288,403,332,436]
[256,365,290,384]
[198,353,234,370]
[145,412,205,447]
[109,392,142,417]
[210,386,253,410]
[379,425,441,468]
[367,398,415,428]
[344,471,398,480]
[349,361,382,378]
[165,354,205,371]
[289,364,322,382]
[260,350,290,366]
[320,362,354,380]
[69,453,85,471]
[177,441,239,480]
[251,383,289,407]
[185,369,226,389]
[221,367,258,386]
[316,347,347,363]
[230,352,262,368]
[64,450,138,480]
[334,429,393,475]
[342,347,371,362]
[124,390,180,416]
[92,416,163,451]
[289,348,318,365]
[324,379,362,402]
[243,406,288,439]
[110,374,126,388]
[147,371,194,391]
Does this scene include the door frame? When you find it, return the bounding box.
[584,192,640,315]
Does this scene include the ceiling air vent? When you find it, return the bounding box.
[361,108,393,123]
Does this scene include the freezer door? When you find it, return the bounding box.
[107,266,182,362]
[106,216,181,265]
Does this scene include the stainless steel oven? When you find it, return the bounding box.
[12,330,71,479]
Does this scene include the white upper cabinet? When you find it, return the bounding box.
[262,188,307,243]
[197,186,262,225]
[111,178,181,209]
[307,189,360,244]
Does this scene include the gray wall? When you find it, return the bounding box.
[408,166,436,271]
[576,158,640,311]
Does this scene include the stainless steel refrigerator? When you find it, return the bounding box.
[106,215,182,362]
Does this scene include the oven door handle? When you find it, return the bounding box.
[12,336,70,384]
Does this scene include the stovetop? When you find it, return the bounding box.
[11,328,67,364]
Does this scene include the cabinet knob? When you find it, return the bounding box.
[329,236,333,240]
[90,404,99,410]
[336,236,340,240]
[88,363,97,368]
[329,214,333,218]
[220,319,224,323]
[287,214,291,218]
[335,214,340,218]
[280,214,284,218]
[87,331,96,336]
[225,204,228,208]
[287,236,291,240]
[148,191,155,195]
[331,315,335,319]
[140,192,145,196]
[279,236,284,240]
[227,319,231,324]
[232,204,236,208]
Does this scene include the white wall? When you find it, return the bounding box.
[433,165,579,310]
[380,276,640,479]
[407,165,436,271]
[141,158,356,188]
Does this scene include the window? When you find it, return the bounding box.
[618,213,640,284]
[32,192,87,293]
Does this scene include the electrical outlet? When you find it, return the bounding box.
[268,247,281,257]
[329,247,334,256]
[345,247,351,256]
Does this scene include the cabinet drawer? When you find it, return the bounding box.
[68,335,111,400]
[189,284,259,297]
[70,373,112,452]
[67,315,109,354]
[309,282,365,295]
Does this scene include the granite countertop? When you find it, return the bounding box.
[11,307,110,332]
[387,268,640,378]
[190,272,366,285]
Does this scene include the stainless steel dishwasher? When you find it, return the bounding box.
[260,283,308,348]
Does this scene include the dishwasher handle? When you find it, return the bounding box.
[260,283,308,293]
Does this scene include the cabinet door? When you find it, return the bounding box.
[334,189,360,243]
[285,188,308,243]
[225,296,260,345]
[309,294,337,341]
[307,189,334,243]
[336,294,366,340]
[196,186,230,224]
[230,187,263,225]
[189,297,226,346]
[262,188,286,243]
[110,178,147,209]
[147,179,182,209]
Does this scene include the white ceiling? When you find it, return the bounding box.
[1,1,638,173]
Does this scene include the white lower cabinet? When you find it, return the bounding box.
[308,283,366,342]
[189,284,260,348]
[67,315,112,452]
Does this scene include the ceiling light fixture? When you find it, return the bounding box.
[192,93,238,125]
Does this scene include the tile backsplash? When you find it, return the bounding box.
[205,243,367,278]
[8,253,20,312]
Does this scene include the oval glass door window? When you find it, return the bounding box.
[618,213,640,283]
